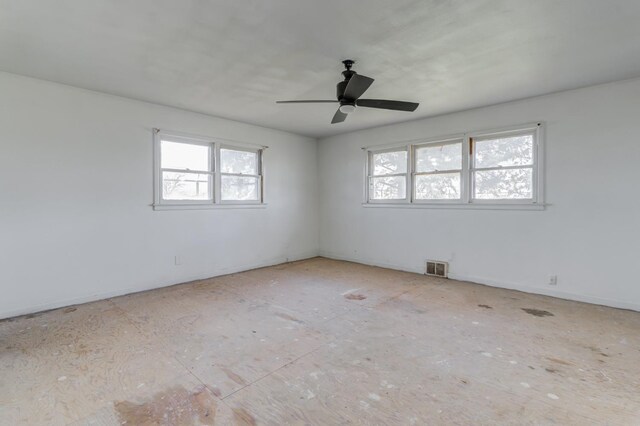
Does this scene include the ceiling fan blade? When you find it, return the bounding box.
[343,74,374,100]
[276,100,338,103]
[331,108,347,124]
[356,99,419,112]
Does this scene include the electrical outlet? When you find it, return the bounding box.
[548,275,558,286]
[174,255,182,266]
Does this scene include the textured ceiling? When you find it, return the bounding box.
[1,0,640,138]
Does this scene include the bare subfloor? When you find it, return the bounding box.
[1,258,639,425]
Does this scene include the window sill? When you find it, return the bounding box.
[153,203,267,211]
[362,202,546,211]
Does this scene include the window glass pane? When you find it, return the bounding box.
[474,134,533,168]
[221,175,259,201]
[162,171,211,200]
[370,176,406,200]
[161,140,210,171]
[415,143,462,172]
[221,149,258,174]
[474,168,533,199]
[415,173,461,200]
[372,150,407,175]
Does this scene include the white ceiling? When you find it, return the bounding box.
[1,1,640,138]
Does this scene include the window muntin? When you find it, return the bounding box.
[368,148,408,201]
[414,140,463,200]
[159,139,213,202]
[155,131,263,207]
[220,147,261,202]
[471,131,535,201]
[364,124,542,207]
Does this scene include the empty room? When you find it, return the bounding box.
[1,1,640,425]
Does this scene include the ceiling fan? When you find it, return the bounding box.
[276,60,419,124]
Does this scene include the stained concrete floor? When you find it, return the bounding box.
[1,258,639,425]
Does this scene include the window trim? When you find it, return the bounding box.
[363,123,545,209]
[153,129,266,210]
[366,145,411,204]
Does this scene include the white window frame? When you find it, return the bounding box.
[366,146,411,204]
[412,137,466,204]
[469,126,540,205]
[218,144,263,205]
[363,123,544,210]
[155,133,215,207]
[153,129,266,210]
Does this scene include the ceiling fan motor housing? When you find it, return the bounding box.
[337,59,357,106]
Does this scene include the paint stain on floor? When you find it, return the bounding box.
[585,345,611,357]
[114,385,216,426]
[221,367,247,385]
[275,312,303,323]
[478,304,493,309]
[522,308,554,317]
[344,293,367,300]
[233,407,257,425]
[63,307,77,313]
[209,386,222,398]
[547,357,572,366]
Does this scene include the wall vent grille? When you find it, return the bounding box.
[426,260,448,278]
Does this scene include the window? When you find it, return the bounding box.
[471,131,534,201]
[220,147,261,202]
[367,148,409,201]
[364,124,543,208]
[154,130,264,209]
[413,139,463,201]
[160,140,213,201]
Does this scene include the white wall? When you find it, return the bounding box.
[0,72,319,319]
[3,71,639,319]
[318,78,640,311]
